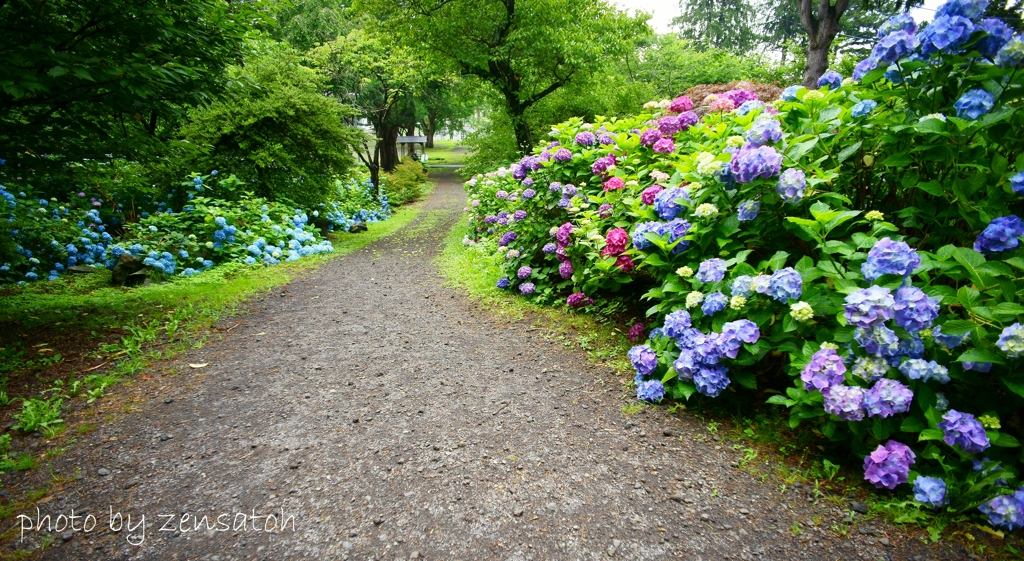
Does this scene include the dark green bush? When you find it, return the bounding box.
[384,158,429,207]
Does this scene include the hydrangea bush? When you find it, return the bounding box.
[462,1,1024,530]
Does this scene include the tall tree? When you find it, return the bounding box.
[307,30,425,191]
[673,0,757,52]
[416,79,476,148]
[359,0,649,154]
[272,0,357,51]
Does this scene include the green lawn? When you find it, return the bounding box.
[423,139,469,165]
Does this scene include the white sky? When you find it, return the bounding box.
[613,0,947,35]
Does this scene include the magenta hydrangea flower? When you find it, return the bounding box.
[863,378,913,418]
[602,227,629,257]
[615,254,635,271]
[604,177,625,191]
[863,440,916,490]
[669,96,693,113]
[641,185,664,205]
[652,138,676,153]
[938,409,990,454]
[559,260,573,279]
[592,154,616,175]
[720,89,758,106]
[556,222,573,245]
[729,144,782,183]
[568,292,595,308]
[863,237,921,281]
[628,322,646,343]
[640,127,663,147]
[844,286,895,328]
[823,384,866,421]
[628,344,658,375]
[801,348,847,392]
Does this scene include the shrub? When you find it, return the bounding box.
[461,2,1024,531]
[384,158,429,207]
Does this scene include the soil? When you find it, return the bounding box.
[3,172,983,560]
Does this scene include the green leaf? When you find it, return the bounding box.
[955,349,1005,365]
[788,138,819,161]
[767,251,789,271]
[991,431,1020,448]
[1004,378,1024,399]
[914,181,945,197]
[900,417,927,433]
[937,319,976,336]
[881,152,912,167]
[836,140,863,163]
[48,66,69,77]
[732,370,757,390]
[766,395,793,406]
[918,428,944,442]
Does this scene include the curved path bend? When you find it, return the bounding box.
[24,172,964,560]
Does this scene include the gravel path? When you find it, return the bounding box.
[14,172,970,560]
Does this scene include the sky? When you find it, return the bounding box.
[613,0,947,35]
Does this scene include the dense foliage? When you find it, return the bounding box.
[462,3,1024,531]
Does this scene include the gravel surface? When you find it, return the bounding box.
[9,172,973,560]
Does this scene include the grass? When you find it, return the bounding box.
[423,139,468,165]
[435,219,1022,558]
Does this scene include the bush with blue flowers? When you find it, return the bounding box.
[462,1,1024,531]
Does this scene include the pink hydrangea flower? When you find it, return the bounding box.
[604,177,626,191]
[602,227,629,257]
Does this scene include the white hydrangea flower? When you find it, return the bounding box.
[790,301,814,322]
[685,291,705,308]
[730,295,747,310]
[694,203,719,218]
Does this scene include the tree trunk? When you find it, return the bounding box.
[380,124,401,172]
[508,108,532,156]
[803,40,830,89]
[370,143,381,199]
[425,112,437,148]
[797,0,850,89]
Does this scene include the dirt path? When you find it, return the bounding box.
[10,172,967,560]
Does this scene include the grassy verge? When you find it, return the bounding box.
[436,220,1019,557]
[424,139,468,165]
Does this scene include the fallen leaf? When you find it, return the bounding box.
[189,363,208,369]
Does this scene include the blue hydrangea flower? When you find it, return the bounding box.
[899,358,950,383]
[745,118,783,147]
[862,237,920,281]
[856,325,901,357]
[718,320,759,358]
[918,15,976,56]
[996,34,1024,67]
[978,490,1024,530]
[496,277,510,289]
[935,392,950,411]
[996,322,1024,357]
[933,325,970,348]
[653,187,689,220]
[851,99,878,119]
[824,385,866,421]
[735,100,763,116]
[730,144,782,183]
[657,218,692,254]
[1011,171,1024,195]
[878,13,917,37]
[634,379,664,403]
[663,310,692,340]
[974,215,1024,253]
[872,30,919,63]
[913,476,948,509]
[977,18,1014,58]
[954,89,994,119]
[731,276,754,298]
[894,286,939,333]
[701,292,727,316]
[696,258,727,283]
[817,69,843,90]
[215,216,227,227]
[938,409,990,453]
[632,221,661,250]
[781,85,800,101]
[542,243,557,254]
[776,168,806,203]
[693,365,730,397]
[844,286,895,328]
[629,344,659,376]
[963,361,993,372]
[936,0,989,20]
[737,200,760,221]
[864,378,913,418]
[768,268,802,302]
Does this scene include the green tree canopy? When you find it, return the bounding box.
[272,0,358,51]
[673,0,757,52]
[359,0,650,154]
[181,44,361,206]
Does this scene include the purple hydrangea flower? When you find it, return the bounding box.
[556,222,573,245]
[631,221,661,250]
[496,190,509,199]
[658,116,682,136]
[549,181,562,192]
[598,203,613,218]
[559,260,573,279]
[938,409,990,453]
[598,133,616,145]
[954,89,994,120]
[719,319,760,358]
[575,131,596,146]
[974,215,1024,253]
[737,200,760,221]
[872,30,919,63]
[693,365,730,397]
[677,111,699,130]
[522,188,536,199]
[640,128,663,147]
[558,197,571,208]
[653,187,690,220]
[977,18,1014,58]
[658,218,692,254]
[592,154,616,175]
[520,155,542,171]
[894,286,939,332]
[844,286,896,328]
[913,476,948,509]
[701,292,727,316]
[696,258,727,283]
[637,379,665,402]
[567,292,594,307]
[817,69,843,90]
[628,344,659,376]
[918,15,976,56]
[498,231,518,247]
[542,243,557,254]
[768,268,803,302]
[652,138,676,153]
[776,168,806,203]
[731,276,754,298]
[496,277,510,289]
[562,184,578,197]
[511,164,527,180]
[862,237,921,281]
[519,282,535,295]
[730,144,783,183]
[554,148,573,162]
[855,325,901,357]
[853,56,880,81]
[863,440,916,490]
[801,348,848,392]
[979,490,1024,530]
[878,13,917,37]
[517,266,532,279]
[512,210,527,221]
[963,361,993,372]
[663,310,692,339]
[823,385,866,421]
[864,378,913,418]
[746,118,783,146]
